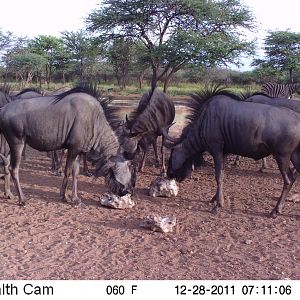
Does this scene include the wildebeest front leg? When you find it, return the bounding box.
[71,155,84,207]
[160,136,166,176]
[10,144,26,206]
[271,156,295,218]
[211,152,225,214]
[139,150,147,172]
[60,151,76,203]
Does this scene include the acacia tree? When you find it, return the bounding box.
[253,30,300,82]
[6,52,47,86]
[61,30,101,81]
[0,29,14,52]
[86,0,256,92]
[28,35,66,86]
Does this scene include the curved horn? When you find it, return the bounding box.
[162,122,180,143]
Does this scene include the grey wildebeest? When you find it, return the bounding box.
[0,87,13,199]
[0,86,136,207]
[164,86,300,218]
[122,88,175,175]
[235,92,300,170]
[46,86,91,177]
[11,88,44,160]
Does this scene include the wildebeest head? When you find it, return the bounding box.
[118,119,144,160]
[105,154,137,196]
[167,144,193,182]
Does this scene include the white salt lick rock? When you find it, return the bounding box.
[100,193,135,209]
[140,215,177,233]
[149,177,179,197]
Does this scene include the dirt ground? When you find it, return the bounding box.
[0,141,299,280]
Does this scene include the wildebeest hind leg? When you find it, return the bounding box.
[211,152,225,214]
[0,153,14,199]
[10,144,26,206]
[60,150,78,203]
[272,156,295,218]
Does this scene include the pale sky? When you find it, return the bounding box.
[0,0,299,70]
[0,0,100,38]
[1,0,299,38]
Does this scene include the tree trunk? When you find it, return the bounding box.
[163,74,171,93]
[137,69,146,89]
[151,65,158,91]
[289,68,293,83]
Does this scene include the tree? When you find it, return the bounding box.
[0,29,14,52]
[61,30,101,81]
[28,35,66,86]
[6,52,47,86]
[253,30,300,82]
[107,38,136,88]
[86,0,256,92]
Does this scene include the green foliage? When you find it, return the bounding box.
[253,30,300,82]
[0,29,14,51]
[61,30,103,80]
[86,0,256,91]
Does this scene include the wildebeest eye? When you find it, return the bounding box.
[123,151,136,160]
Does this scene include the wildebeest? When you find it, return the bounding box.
[122,88,175,175]
[164,86,300,218]
[46,86,91,176]
[238,92,300,170]
[0,86,136,207]
[11,88,44,160]
[11,87,43,101]
[0,87,13,199]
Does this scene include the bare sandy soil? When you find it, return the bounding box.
[0,143,299,280]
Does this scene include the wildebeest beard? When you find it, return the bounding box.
[105,166,136,196]
[167,151,194,182]
[88,151,137,196]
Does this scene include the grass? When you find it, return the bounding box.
[3,80,261,97]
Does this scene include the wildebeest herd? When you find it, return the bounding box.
[0,83,299,219]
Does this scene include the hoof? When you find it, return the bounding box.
[210,196,217,204]
[18,201,26,207]
[72,201,86,208]
[60,196,68,203]
[211,205,221,215]
[5,192,15,200]
[270,209,279,219]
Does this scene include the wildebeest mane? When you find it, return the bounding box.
[186,85,241,125]
[13,87,43,97]
[53,83,121,130]
[126,90,152,129]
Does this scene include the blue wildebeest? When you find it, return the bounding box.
[11,87,43,100]
[0,87,13,199]
[122,88,175,175]
[236,92,300,170]
[164,86,300,218]
[0,86,136,207]
[46,86,91,177]
[11,88,44,160]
